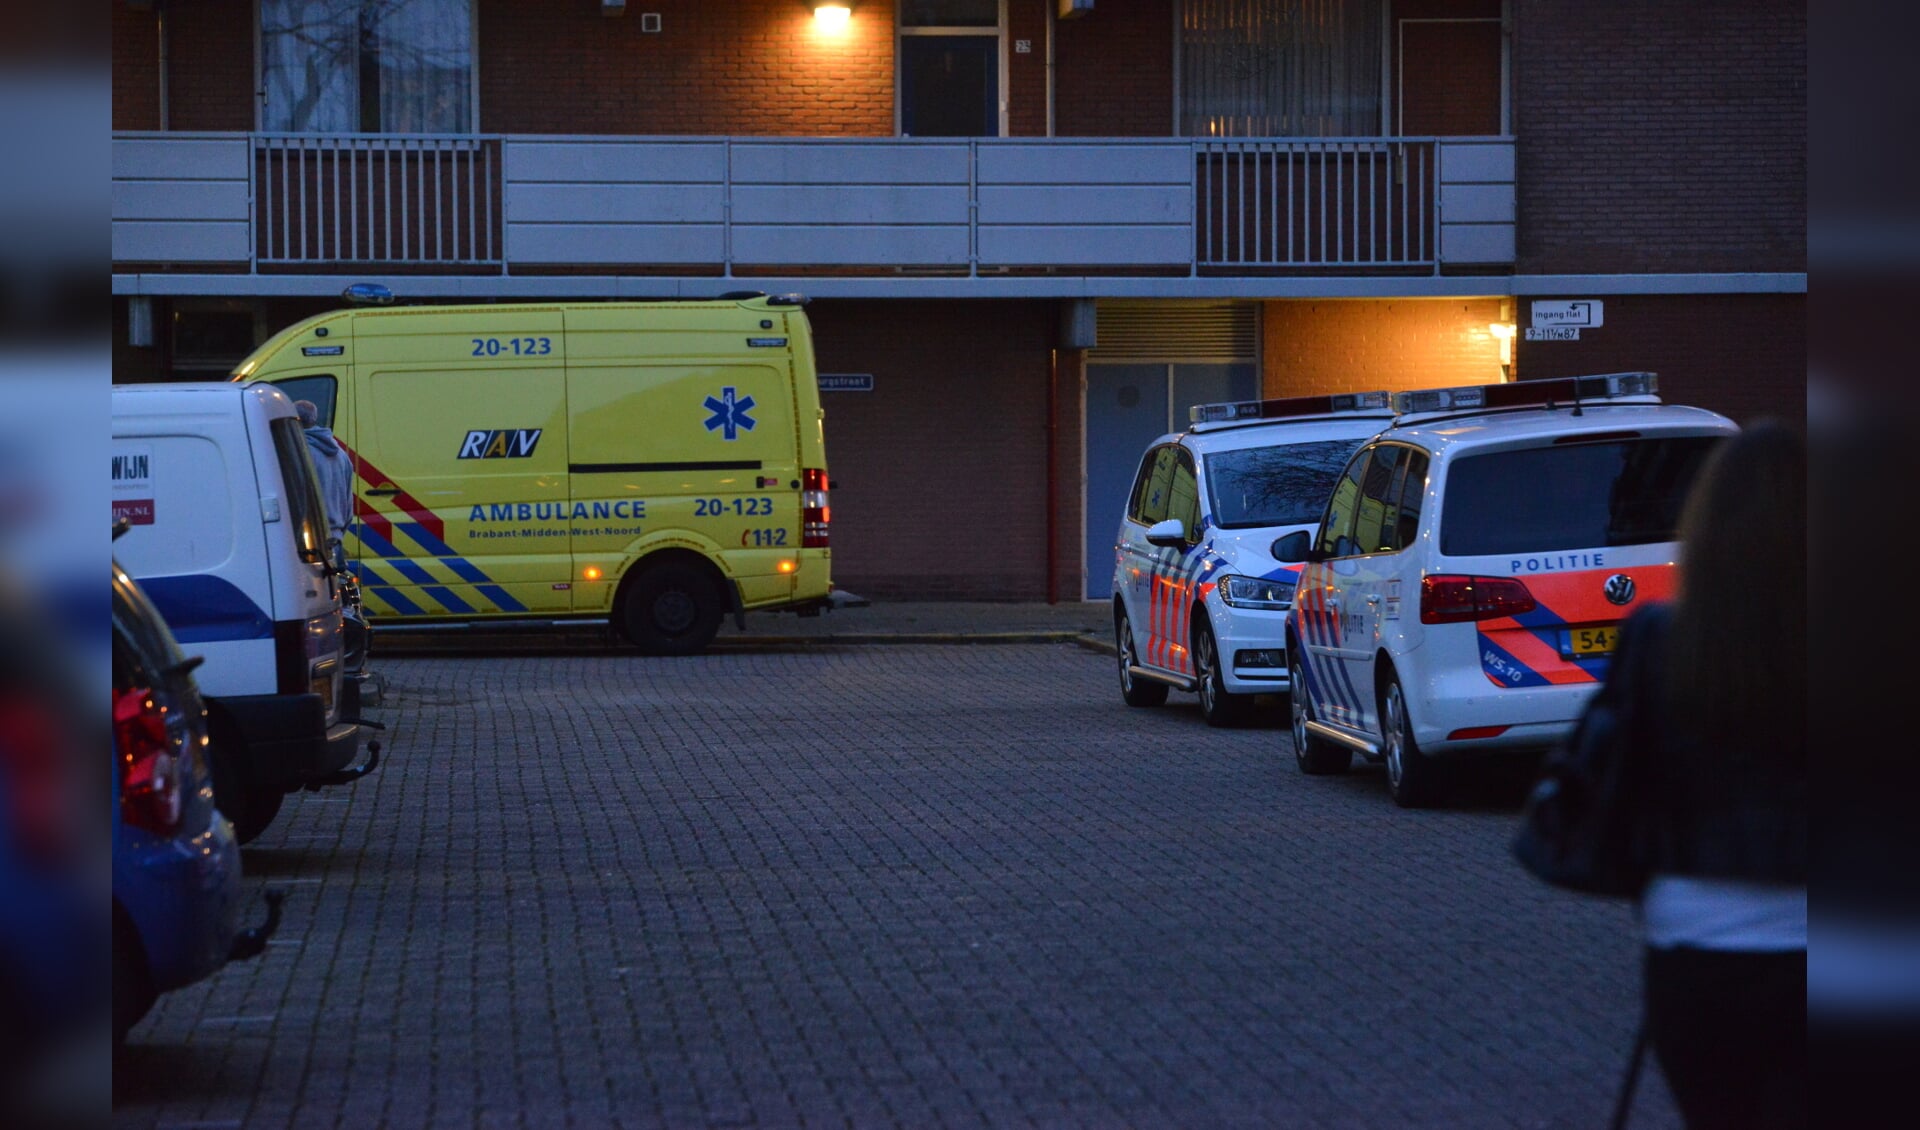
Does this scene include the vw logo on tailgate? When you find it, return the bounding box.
[1602,573,1637,606]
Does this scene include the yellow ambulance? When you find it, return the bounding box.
[230,288,833,655]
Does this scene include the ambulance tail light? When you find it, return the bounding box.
[801,468,830,548]
[1420,575,1537,624]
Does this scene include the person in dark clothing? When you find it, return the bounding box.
[1611,420,1808,1129]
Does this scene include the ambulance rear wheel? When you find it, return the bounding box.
[621,562,725,656]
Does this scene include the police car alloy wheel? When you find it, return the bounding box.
[1115,607,1169,708]
[1381,674,1439,808]
[1288,650,1351,776]
[1193,618,1250,728]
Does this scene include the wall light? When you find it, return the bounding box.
[813,3,851,29]
[1488,321,1517,376]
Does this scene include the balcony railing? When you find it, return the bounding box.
[112,133,1514,278]
[255,134,503,266]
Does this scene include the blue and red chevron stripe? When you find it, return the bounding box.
[340,441,527,615]
[1473,565,1675,688]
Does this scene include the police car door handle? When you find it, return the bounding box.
[365,487,400,497]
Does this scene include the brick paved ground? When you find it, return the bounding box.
[112,643,1677,1129]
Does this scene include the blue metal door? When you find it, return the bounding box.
[1085,364,1170,600]
[1172,363,1257,430]
[1084,363,1257,599]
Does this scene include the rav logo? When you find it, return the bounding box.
[458,429,543,459]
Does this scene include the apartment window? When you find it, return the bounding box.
[170,301,264,378]
[899,0,1003,137]
[1180,0,1383,137]
[260,0,475,132]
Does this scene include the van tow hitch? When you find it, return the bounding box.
[306,719,385,790]
[228,887,287,962]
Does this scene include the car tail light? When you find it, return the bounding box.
[0,695,73,862]
[801,467,830,548]
[311,663,337,717]
[115,685,181,836]
[1420,575,1537,624]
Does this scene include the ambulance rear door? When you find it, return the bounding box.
[351,308,571,618]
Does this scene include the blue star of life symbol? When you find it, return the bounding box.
[703,386,757,441]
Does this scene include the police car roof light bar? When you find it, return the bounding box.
[1391,372,1658,417]
[1189,390,1392,426]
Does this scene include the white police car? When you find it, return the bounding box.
[1111,392,1396,725]
[1278,372,1738,806]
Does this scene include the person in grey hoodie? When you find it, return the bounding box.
[295,399,354,544]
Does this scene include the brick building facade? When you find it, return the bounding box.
[111,0,1805,602]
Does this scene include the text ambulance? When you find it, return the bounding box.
[231,290,833,655]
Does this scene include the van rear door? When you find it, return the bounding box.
[109,405,274,694]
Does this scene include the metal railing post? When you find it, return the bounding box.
[723,138,734,278]
[248,136,260,274]
[968,138,979,278]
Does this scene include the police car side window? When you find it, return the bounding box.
[1352,444,1406,554]
[1127,448,1160,523]
[1168,451,1200,541]
[1394,450,1430,551]
[1137,446,1180,526]
[1316,447,1371,559]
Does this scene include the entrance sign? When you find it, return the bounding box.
[1531,300,1604,329]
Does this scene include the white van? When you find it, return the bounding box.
[110,383,379,841]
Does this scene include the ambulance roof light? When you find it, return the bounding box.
[1391,372,1659,417]
[1189,390,1393,426]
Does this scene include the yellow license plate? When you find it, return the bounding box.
[1568,626,1619,657]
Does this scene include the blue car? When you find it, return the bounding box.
[0,577,104,1079]
[112,559,280,1045]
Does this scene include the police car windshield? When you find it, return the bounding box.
[1440,436,1721,555]
[1204,440,1366,529]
